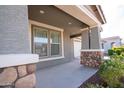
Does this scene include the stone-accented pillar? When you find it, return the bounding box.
[80,26,103,67]
[80,50,104,67]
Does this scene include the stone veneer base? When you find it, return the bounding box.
[80,50,103,68]
[0,64,36,88]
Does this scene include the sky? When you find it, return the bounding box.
[101,4,124,43]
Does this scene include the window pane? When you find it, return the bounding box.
[51,44,60,55]
[50,31,61,43]
[50,31,61,55]
[33,26,48,57]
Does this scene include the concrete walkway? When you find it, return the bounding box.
[36,59,98,88]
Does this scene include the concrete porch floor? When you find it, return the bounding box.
[36,58,98,88]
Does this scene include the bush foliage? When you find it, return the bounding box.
[85,46,124,88]
[108,46,124,56]
[85,83,104,88]
[99,55,124,87]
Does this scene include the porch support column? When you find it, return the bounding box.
[90,27,101,49]
[80,26,103,68]
[81,30,90,49]
[0,6,39,88]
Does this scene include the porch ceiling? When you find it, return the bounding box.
[28,5,88,29]
[55,5,103,26]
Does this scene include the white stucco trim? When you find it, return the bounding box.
[29,20,64,32]
[80,27,89,31]
[80,49,104,52]
[61,29,64,57]
[0,54,39,68]
[80,25,101,31]
[39,56,64,62]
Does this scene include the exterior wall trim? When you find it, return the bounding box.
[29,20,64,32]
[0,54,39,68]
[77,5,101,25]
[81,49,104,51]
[29,20,65,61]
[96,5,106,24]
[80,25,101,31]
[39,56,64,62]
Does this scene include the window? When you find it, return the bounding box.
[32,25,62,58]
[50,31,61,55]
[33,26,48,57]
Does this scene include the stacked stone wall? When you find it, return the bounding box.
[80,51,103,67]
[0,64,36,88]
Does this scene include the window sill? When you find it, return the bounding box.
[39,56,64,62]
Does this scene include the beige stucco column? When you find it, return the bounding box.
[80,26,103,68]
[81,26,101,49]
[81,30,90,49]
[90,26,101,49]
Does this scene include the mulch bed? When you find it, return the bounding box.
[79,71,108,88]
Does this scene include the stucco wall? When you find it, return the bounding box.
[90,27,101,49]
[81,30,89,49]
[0,5,30,54]
[81,27,101,50]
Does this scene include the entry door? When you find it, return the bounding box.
[74,40,81,58]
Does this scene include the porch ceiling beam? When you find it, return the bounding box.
[55,5,101,27]
[70,33,81,38]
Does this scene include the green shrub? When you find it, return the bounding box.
[111,54,124,62]
[85,83,104,88]
[114,48,121,55]
[108,49,114,56]
[108,46,124,56]
[99,56,124,88]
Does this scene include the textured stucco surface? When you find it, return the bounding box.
[0,5,30,54]
[81,30,90,49]
[90,27,101,49]
[81,27,101,50]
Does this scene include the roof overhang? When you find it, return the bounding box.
[96,5,106,24]
[55,5,104,27]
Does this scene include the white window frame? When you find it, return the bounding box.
[29,20,64,61]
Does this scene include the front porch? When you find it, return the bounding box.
[36,58,97,88]
[0,5,106,88]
